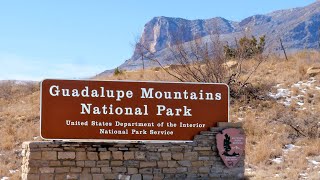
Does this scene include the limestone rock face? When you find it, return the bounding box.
[142,16,235,52]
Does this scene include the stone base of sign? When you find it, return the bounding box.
[21,123,245,180]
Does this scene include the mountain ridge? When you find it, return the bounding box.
[99,1,320,76]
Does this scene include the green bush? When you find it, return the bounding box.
[224,35,266,59]
[113,67,123,76]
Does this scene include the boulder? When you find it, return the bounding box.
[223,61,238,68]
[307,66,320,77]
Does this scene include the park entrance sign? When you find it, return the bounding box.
[40,79,229,141]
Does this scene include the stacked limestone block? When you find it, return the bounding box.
[21,124,244,180]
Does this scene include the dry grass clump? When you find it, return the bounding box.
[239,102,289,164]
[273,107,319,139]
[0,81,40,178]
[296,138,320,157]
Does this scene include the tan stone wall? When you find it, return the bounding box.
[21,124,244,180]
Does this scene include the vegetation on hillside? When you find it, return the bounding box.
[98,51,320,179]
[136,34,268,102]
[0,49,320,179]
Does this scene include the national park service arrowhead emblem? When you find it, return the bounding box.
[216,128,245,168]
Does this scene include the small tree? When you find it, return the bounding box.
[113,67,123,76]
[224,35,266,59]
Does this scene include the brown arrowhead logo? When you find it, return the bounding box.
[216,128,245,168]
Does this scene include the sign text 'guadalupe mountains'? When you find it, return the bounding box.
[41,79,229,141]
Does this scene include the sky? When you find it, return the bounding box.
[0,0,316,81]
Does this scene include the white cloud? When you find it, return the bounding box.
[0,53,107,81]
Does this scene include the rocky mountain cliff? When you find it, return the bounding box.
[100,1,320,75]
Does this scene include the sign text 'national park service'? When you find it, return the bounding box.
[40,79,229,141]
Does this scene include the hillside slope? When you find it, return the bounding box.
[0,52,320,179]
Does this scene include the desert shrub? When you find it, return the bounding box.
[0,81,14,99]
[153,67,161,71]
[0,81,39,100]
[113,67,123,76]
[224,35,266,59]
[273,107,320,139]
